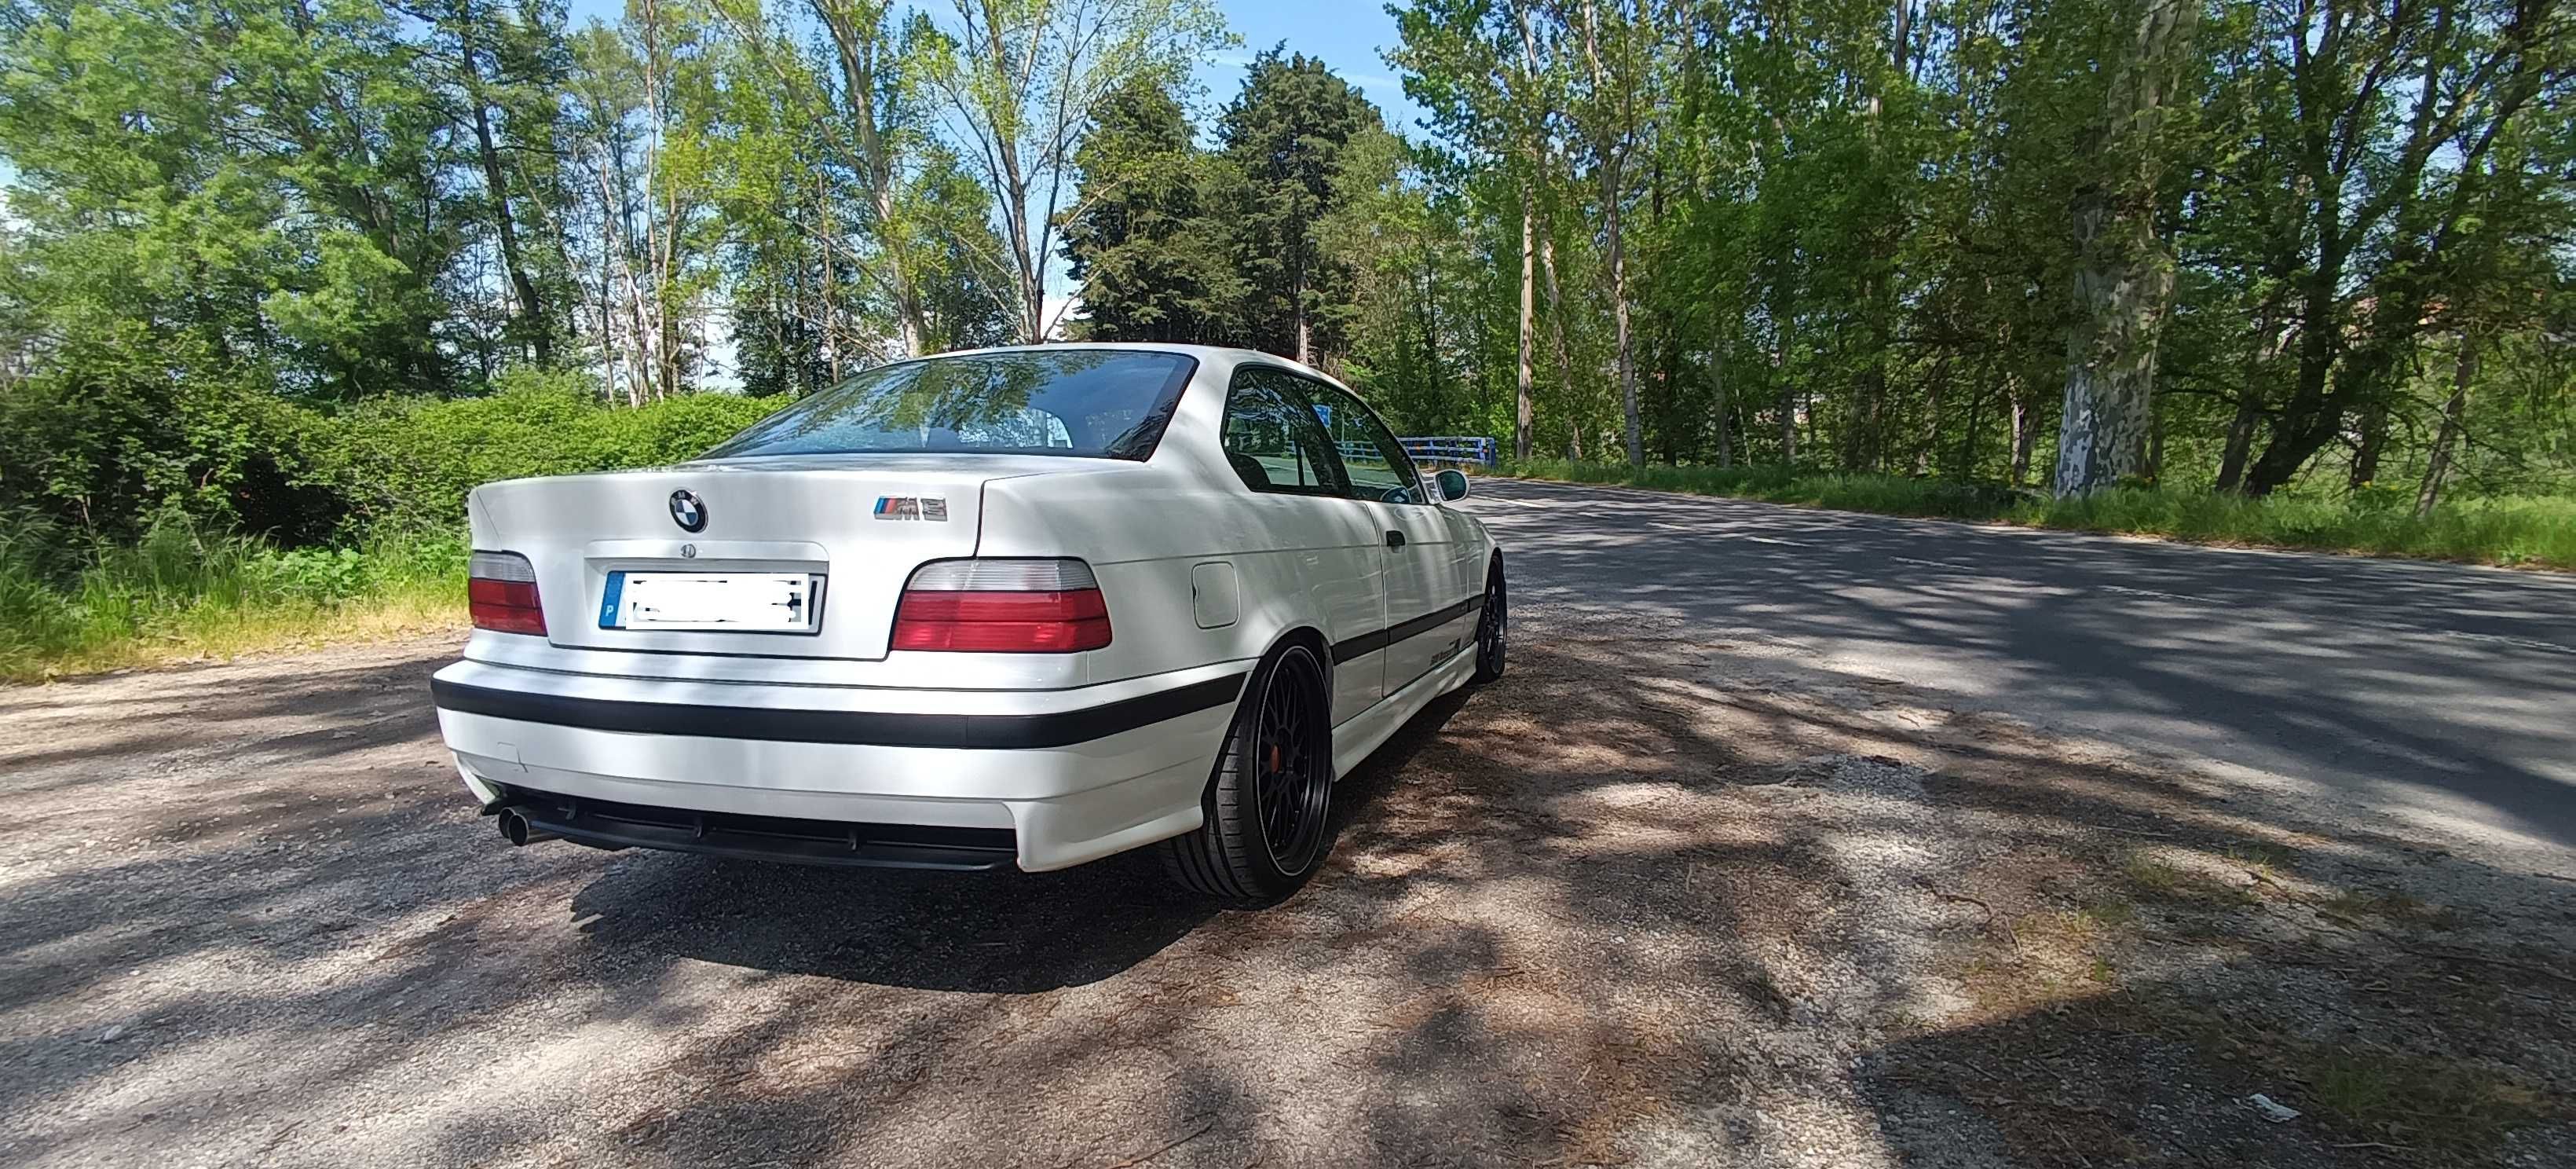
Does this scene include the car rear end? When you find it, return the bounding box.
[430,350,1244,872]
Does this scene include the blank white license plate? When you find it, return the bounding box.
[599,571,823,633]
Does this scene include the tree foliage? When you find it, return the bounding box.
[1,0,2571,550]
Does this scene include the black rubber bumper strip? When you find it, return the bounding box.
[430,671,1247,750]
[1333,592,1484,666]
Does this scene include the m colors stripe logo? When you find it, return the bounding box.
[873,497,950,521]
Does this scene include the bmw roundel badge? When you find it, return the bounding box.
[668,489,707,533]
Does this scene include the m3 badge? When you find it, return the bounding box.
[873,496,949,522]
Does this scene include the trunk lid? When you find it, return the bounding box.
[468,455,1107,661]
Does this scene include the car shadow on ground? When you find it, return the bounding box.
[558,687,1479,995]
[565,852,1215,994]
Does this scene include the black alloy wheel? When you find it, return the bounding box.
[1252,647,1331,875]
[1160,643,1337,903]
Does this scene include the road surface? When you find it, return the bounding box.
[1467,477,2576,848]
[5,482,2573,1169]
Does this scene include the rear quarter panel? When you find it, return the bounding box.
[976,467,1381,701]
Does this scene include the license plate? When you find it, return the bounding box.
[598,571,824,633]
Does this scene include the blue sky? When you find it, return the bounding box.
[1201,1,1426,133]
[559,0,1427,134]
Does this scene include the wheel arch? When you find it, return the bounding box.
[1256,623,1334,693]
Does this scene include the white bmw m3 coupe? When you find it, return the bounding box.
[430,344,1506,903]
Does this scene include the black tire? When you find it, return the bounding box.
[1471,558,1507,683]
[1158,642,1337,905]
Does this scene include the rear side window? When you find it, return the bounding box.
[1221,368,1350,496]
[701,350,1198,460]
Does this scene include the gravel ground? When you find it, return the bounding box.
[3,606,2571,1167]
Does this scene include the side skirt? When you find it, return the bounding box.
[1329,643,1480,779]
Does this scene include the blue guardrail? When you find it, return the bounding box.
[1396,436,1498,469]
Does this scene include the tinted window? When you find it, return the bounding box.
[1221,369,1349,496]
[1301,380,1424,504]
[701,350,1196,460]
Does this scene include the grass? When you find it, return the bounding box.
[0,511,467,683]
[1496,459,2576,570]
[1934,853,2560,1160]
[2324,889,2462,931]
[2121,851,2262,907]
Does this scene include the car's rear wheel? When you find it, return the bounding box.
[1472,558,1507,683]
[1159,642,1335,905]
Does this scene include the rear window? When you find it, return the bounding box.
[700,350,1198,461]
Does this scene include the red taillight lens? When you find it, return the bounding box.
[468,551,547,636]
[891,559,1111,653]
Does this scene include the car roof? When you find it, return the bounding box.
[916,342,1338,381]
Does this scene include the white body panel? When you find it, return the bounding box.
[430,343,1500,872]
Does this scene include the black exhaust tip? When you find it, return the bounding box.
[497,808,559,847]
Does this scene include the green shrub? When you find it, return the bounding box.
[2,368,792,678]
[314,372,789,534]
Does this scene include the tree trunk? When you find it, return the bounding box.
[2348,404,2388,490]
[973,0,1043,344]
[1916,357,1945,477]
[457,5,548,365]
[813,1,927,355]
[2215,396,2259,492]
[1537,230,1579,453]
[2007,378,2032,486]
[1293,262,1312,365]
[1516,199,1536,462]
[1955,380,1981,479]
[2054,185,2163,494]
[2414,332,2476,518]
[2053,0,2194,497]
[1774,298,1797,465]
[818,172,841,381]
[1605,163,1640,467]
[1712,354,1732,467]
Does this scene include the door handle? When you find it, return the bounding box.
[1385,530,1407,548]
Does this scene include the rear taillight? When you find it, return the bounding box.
[467,551,547,636]
[892,559,1111,653]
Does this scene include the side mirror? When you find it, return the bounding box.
[1436,468,1470,501]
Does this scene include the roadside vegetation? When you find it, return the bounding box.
[0,383,781,682]
[1502,460,2576,570]
[0,515,464,683]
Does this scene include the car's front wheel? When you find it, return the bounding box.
[1159,642,1336,905]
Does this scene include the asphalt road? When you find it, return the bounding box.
[1464,478,2576,848]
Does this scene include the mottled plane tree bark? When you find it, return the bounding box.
[2055,0,2197,497]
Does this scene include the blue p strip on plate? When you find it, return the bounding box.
[598,571,625,628]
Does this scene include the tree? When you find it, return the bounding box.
[1217,49,1385,363]
[409,0,578,368]
[2234,0,2571,496]
[2054,0,2200,496]
[920,0,1228,343]
[1060,78,1237,342]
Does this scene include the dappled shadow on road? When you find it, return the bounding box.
[1467,478,2576,848]
[5,623,2571,1168]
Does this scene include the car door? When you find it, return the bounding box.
[1217,367,1386,724]
[1297,377,1467,695]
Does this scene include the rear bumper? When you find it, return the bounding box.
[430,658,1246,871]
